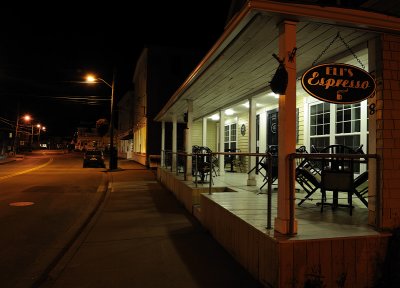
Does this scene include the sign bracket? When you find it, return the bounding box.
[311,32,365,70]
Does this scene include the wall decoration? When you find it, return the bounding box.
[241,124,246,136]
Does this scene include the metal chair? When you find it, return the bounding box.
[259,145,278,191]
[295,146,322,206]
[319,150,355,215]
[353,171,368,207]
[232,149,246,172]
[296,165,322,206]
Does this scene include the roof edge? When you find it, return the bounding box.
[154,0,400,122]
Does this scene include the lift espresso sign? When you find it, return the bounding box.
[301,63,375,104]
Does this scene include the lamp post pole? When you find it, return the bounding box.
[14,117,20,153]
[13,100,21,153]
[14,114,32,153]
[30,124,34,145]
[109,70,117,170]
[86,72,118,170]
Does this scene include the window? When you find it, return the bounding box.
[224,123,237,151]
[309,102,363,152]
[335,103,361,149]
[336,103,361,134]
[310,102,330,151]
[309,101,367,173]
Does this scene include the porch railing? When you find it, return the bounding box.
[288,152,380,233]
[161,149,379,233]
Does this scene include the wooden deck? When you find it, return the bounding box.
[157,168,391,287]
[198,171,377,239]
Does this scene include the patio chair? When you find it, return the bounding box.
[203,146,219,177]
[192,146,213,183]
[224,149,235,172]
[232,149,246,172]
[353,171,368,207]
[259,145,278,190]
[320,155,355,215]
[296,165,322,206]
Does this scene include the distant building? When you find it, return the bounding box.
[117,90,134,159]
[130,46,204,167]
[74,125,108,151]
[0,126,13,156]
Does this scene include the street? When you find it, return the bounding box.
[0,151,108,288]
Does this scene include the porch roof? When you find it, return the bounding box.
[154,0,400,123]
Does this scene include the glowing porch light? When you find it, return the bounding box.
[209,114,220,121]
[225,109,235,116]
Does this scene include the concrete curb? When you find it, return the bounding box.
[19,172,111,288]
[0,158,17,165]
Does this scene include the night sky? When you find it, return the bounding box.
[0,1,231,137]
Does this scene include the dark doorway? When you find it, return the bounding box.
[267,108,278,146]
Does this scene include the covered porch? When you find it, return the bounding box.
[157,167,389,287]
[154,1,400,287]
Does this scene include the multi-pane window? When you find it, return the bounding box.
[335,103,361,149]
[224,123,237,151]
[224,125,229,146]
[310,102,330,151]
[309,101,366,172]
[336,103,361,134]
[309,102,362,152]
[310,102,330,136]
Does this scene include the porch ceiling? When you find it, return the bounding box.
[155,2,400,124]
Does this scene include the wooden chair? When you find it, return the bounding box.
[296,166,322,206]
[232,149,246,172]
[295,146,322,206]
[353,171,368,207]
[319,148,355,215]
[259,145,278,190]
[204,146,219,177]
[192,146,213,183]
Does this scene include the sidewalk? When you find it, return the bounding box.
[0,154,24,165]
[40,160,262,288]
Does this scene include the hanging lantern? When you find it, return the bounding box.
[269,54,288,95]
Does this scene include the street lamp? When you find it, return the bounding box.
[36,124,46,144]
[14,114,32,153]
[86,72,118,170]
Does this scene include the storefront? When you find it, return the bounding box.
[154,1,400,286]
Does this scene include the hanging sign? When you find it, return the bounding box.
[301,63,375,104]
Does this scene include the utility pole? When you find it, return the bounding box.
[13,98,20,154]
[109,67,118,170]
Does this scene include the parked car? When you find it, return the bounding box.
[83,150,106,168]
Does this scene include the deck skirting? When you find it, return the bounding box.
[157,168,390,287]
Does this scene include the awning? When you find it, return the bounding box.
[154,0,400,123]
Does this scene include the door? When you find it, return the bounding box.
[267,108,278,146]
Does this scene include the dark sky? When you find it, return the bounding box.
[0,1,231,137]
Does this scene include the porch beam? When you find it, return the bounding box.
[186,100,193,180]
[274,20,298,235]
[247,97,257,186]
[202,117,207,147]
[172,114,177,172]
[161,121,165,167]
[219,110,225,176]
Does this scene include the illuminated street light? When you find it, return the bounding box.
[37,124,46,144]
[86,74,112,88]
[85,72,117,170]
[14,113,32,153]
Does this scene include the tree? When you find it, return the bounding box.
[96,118,109,137]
